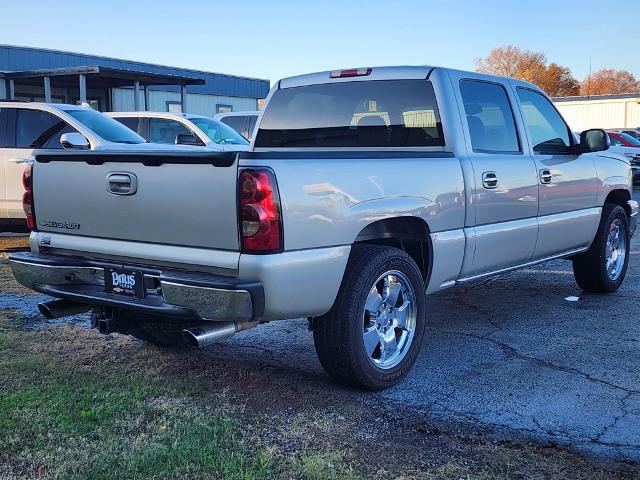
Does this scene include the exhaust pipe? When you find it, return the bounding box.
[38,299,91,320]
[182,321,256,348]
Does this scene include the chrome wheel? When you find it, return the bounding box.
[606,219,626,281]
[362,270,417,370]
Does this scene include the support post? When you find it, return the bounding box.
[181,84,187,113]
[144,85,149,111]
[79,74,87,104]
[133,81,140,111]
[9,79,15,100]
[43,76,52,103]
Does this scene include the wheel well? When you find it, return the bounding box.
[604,189,631,217]
[354,217,432,281]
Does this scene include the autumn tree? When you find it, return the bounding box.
[581,68,640,96]
[475,45,580,97]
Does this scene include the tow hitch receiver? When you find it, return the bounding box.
[91,308,130,335]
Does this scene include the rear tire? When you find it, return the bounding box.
[312,244,427,391]
[572,204,630,293]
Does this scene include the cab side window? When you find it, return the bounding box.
[148,118,191,144]
[460,80,520,154]
[114,117,140,134]
[14,109,76,149]
[516,88,572,154]
[221,115,249,140]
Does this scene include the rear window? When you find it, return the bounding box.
[254,80,444,148]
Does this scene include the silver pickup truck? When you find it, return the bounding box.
[9,66,639,390]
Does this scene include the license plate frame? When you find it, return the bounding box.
[104,267,145,298]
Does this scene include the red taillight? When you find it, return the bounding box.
[22,164,36,231]
[329,68,372,78]
[238,168,282,253]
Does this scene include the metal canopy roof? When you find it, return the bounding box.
[4,65,205,88]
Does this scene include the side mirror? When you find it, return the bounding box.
[579,129,609,153]
[175,133,204,146]
[60,132,90,150]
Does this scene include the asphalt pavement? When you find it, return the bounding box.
[211,188,640,461]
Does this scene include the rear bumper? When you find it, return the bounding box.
[629,200,639,236]
[9,252,264,323]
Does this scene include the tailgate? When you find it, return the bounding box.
[33,152,240,253]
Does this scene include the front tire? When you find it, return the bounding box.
[312,244,427,390]
[573,204,630,293]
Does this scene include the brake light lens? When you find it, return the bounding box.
[22,164,36,230]
[330,68,372,78]
[238,168,282,252]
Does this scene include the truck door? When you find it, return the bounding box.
[454,77,539,277]
[514,87,600,259]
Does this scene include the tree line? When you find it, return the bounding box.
[475,45,640,97]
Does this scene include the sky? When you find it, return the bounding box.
[1,0,639,85]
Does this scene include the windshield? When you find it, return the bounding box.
[254,80,445,148]
[65,109,146,144]
[190,117,249,145]
[618,132,640,146]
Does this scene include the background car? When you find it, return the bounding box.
[213,111,260,140]
[607,128,640,141]
[108,112,249,151]
[608,131,640,148]
[0,102,150,229]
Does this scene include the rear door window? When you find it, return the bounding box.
[459,80,520,153]
[149,118,191,144]
[254,80,444,148]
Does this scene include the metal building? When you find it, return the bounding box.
[553,93,640,132]
[0,45,270,115]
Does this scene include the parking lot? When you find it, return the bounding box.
[202,187,640,461]
[1,189,639,470]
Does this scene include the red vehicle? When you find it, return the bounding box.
[608,131,640,148]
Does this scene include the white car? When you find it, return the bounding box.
[0,101,182,228]
[213,111,260,140]
[108,112,249,151]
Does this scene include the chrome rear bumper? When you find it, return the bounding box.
[9,252,263,322]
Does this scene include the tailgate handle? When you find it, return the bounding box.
[107,172,137,196]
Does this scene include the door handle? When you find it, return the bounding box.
[107,172,137,195]
[539,169,553,184]
[482,171,498,189]
[8,158,32,164]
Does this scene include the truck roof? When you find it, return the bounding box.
[278,65,540,92]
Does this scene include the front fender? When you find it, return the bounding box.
[598,175,632,206]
